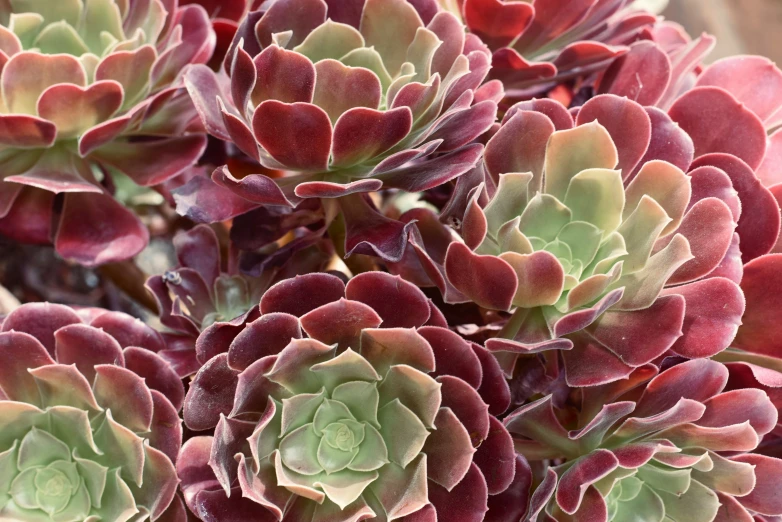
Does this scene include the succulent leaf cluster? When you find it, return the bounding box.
[0,1,782,522]
[0,0,214,265]
[0,303,185,521]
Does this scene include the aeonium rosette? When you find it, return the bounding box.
[176,272,529,521]
[436,0,658,99]
[0,302,186,521]
[0,0,214,266]
[505,359,782,521]
[400,94,767,387]
[181,0,500,262]
[145,224,267,378]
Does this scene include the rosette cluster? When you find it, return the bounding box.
[0,303,185,521]
[0,0,214,265]
[183,0,499,255]
[506,359,782,521]
[178,272,525,522]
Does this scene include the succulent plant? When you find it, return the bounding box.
[0,0,214,265]
[177,272,523,521]
[182,0,500,261]
[505,359,782,521]
[0,302,185,521]
[146,225,266,377]
[436,0,657,99]
[402,94,758,387]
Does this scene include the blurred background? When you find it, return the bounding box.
[663,0,782,64]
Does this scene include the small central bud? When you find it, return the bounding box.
[324,422,356,452]
[43,476,67,496]
[34,467,73,499]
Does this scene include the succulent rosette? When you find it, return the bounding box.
[182,0,500,261]
[402,93,769,387]
[0,0,214,265]
[436,0,657,99]
[176,272,528,521]
[504,358,782,521]
[0,302,186,521]
[146,225,266,377]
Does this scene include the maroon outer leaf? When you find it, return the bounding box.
[663,277,744,359]
[576,94,651,176]
[444,242,518,311]
[628,107,694,181]
[665,198,735,284]
[419,326,481,387]
[427,101,498,152]
[484,109,555,189]
[634,359,728,417]
[733,254,782,356]
[89,310,167,353]
[587,294,686,367]
[54,324,124,383]
[339,192,416,262]
[423,408,476,491]
[36,81,123,138]
[331,107,413,168]
[0,114,57,148]
[438,375,490,446]
[252,101,332,171]
[505,98,573,131]
[252,45,316,105]
[196,321,247,364]
[472,416,516,495]
[254,0,327,48]
[599,41,672,106]
[429,12,466,78]
[428,463,489,522]
[556,450,619,514]
[564,332,636,387]
[695,56,782,124]
[124,347,186,412]
[669,87,767,170]
[485,456,531,522]
[1,302,82,354]
[90,135,208,187]
[173,170,262,223]
[227,313,301,371]
[294,178,382,198]
[687,166,741,222]
[312,59,382,120]
[0,331,54,404]
[732,454,782,516]
[184,65,230,139]
[300,299,382,349]
[690,154,781,263]
[346,272,430,328]
[210,415,256,493]
[463,0,534,48]
[260,273,345,316]
[184,354,239,431]
[211,166,294,207]
[376,143,484,193]
[55,192,148,267]
[757,129,782,187]
[472,343,511,415]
